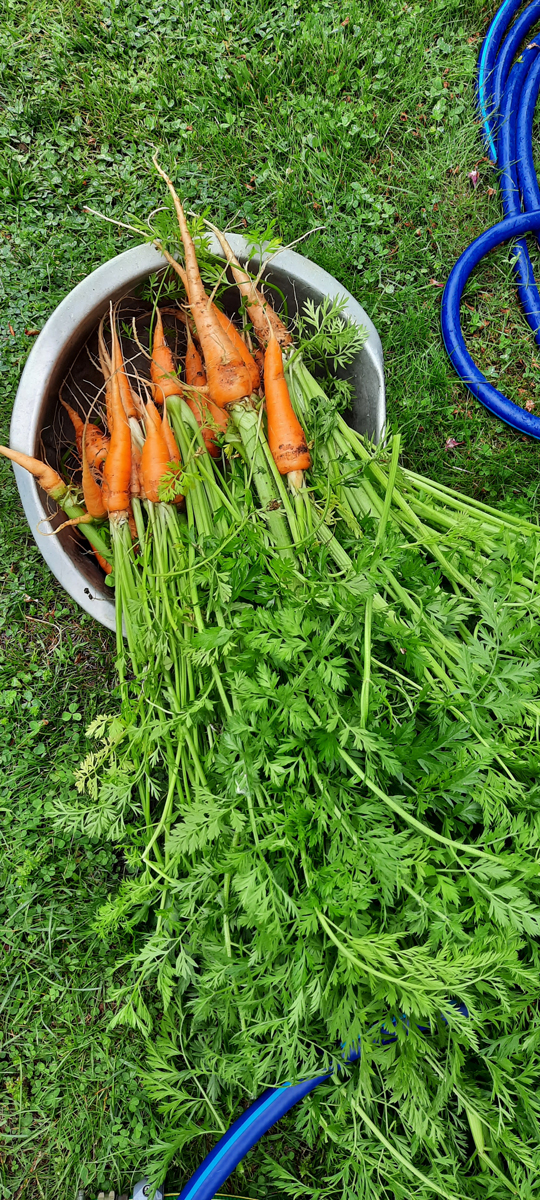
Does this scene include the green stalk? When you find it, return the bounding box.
[337,747,505,863]
[257,427,303,544]
[229,402,295,560]
[403,468,540,534]
[60,493,112,565]
[131,496,146,550]
[359,595,372,728]
[109,511,140,666]
[359,436,401,726]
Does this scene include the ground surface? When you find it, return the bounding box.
[1,0,540,1197]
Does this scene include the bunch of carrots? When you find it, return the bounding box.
[5,164,540,1198]
[1,162,313,592]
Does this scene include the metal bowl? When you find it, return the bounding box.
[10,237,385,631]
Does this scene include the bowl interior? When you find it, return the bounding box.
[14,243,384,628]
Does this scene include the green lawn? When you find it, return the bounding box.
[1,0,540,1196]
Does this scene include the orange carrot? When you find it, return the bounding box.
[127,506,138,542]
[164,300,259,392]
[184,324,228,458]
[94,549,113,575]
[212,306,260,393]
[61,400,110,470]
[102,306,132,514]
[0,446,66,500]
[111,315,139,421]
[82,431,107,519]
[208,224,292,349]
[130,436,142,500]
[150,309,183,404]
[184,321,207,391]
[84,425,109,470]
[140,400,173,503]
[41,513,94,534]
[153,157,252,407]
[61,399,84,451]
[98,316,114,433]
[253,347,264,383]
[161,406,181,465]
[180,304,260,393]
[264,332,311,476]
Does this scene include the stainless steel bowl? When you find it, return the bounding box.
[10,237,385,631]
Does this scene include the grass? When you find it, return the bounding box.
[1,0,540,1196]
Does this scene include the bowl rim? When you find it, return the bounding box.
[10,236,385,631]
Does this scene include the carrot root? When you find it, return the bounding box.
[184,323,228,456]
[94,549,113,575]
[102,303,132,513]
[153,156,252,407]
[82,430,108,519]
[151,309,183,404]
[140,399,176,503]
[39,513,94,535]
[206,222,293,349]
[0,445,66,499]
[263,336,311,475]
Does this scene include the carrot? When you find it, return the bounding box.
[253,347,264,383]
[212,306,260,393]
[150,309,183,404]
[264,331,311,476]
[41,512,94,534]
[127,505,138,542]
[147,397,182,485]
[207,223,293,350]
[161,406,181,465]
[185,320,207,391]
[111,313,140,421]
[61,400,110,470]
[153,157,252,407]
[82,430,107,519]
[98,316,114,433]
[166,299,259,392]
[83,424,109,470]
[60,398,84,451]
[184,324,228,458]
[130,436,142,500]
[94,549,113,575]
[0,446,67,500]
[140,399,174,503]
[102,305,132,514]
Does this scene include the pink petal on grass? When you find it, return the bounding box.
[445,437,464,451]
[468,169,480,188]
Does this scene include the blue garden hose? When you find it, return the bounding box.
[441,0,540,438]
[174,1004,469,1200]
[477,0,522,162]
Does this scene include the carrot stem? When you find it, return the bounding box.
[228,404,294,559]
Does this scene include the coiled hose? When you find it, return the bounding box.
[441,0,540,438]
